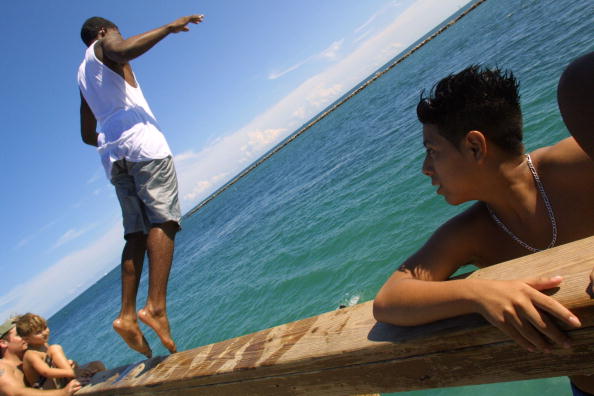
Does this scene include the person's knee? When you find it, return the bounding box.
[125,231,147,244]
[124,232,147,253]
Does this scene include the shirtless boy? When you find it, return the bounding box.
[0,318,81,396]
[77,15,204,357]
[373,52,594,395]
[16,314,103,390]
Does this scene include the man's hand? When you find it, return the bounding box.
[558,52,594,160]
[472,277,581,352]
[167,15,204,33]
[62,379,82,395]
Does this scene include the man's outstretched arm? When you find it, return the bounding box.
[80,93,98,147]
[557,51,594,160]
[101,15,204,64]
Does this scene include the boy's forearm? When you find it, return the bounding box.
[373,278,479,326]
[41,366,75,379]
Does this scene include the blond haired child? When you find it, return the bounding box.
[16,313,104,389]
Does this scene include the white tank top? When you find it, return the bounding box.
[77,41,172,179]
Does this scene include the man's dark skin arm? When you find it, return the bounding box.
[557,51,594,160]
[557,52,594,394]
[80,93,98,147]
[100,15,204,64]
[557,52,594,296]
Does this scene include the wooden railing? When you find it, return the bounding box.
[79,236,594,395]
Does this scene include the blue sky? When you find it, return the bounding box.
[0,0,469,319]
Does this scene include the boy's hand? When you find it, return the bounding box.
[473,277,581,352]
[62,379,82,395]
[167,15,204,33]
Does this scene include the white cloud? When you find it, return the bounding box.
[292,107,307,119]
[268,59,311,80]
[183,173,229,203]
[15,236,33,250]
[305,84,344,108]
[353,29,373,44]
[51,223,98,250]
[354,13,379,34]
[319,39,344,60]
[174,151,200,163]
[0,222,123,320]
[14,219,59,250]
[54,229,85,249]
[268,39,344,80]
[353,0,405,40]
[241,128,286,158]
[86,170,102,185]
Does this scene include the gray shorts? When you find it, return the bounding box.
[111,156,181,238]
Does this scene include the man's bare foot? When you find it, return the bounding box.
[138,307,177,353]
[112,317,152,358]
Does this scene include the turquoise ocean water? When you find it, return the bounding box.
[48,0,593,394]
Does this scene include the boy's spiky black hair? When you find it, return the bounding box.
[417,65,523,155]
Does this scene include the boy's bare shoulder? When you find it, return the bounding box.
[23,349,43,362]
[533,137,594,182]
[48,343,66,358]
[438,203,493,241]
[432,202,522,267]
[48,343,63,352]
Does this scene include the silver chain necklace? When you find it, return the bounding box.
[486,154,557,253]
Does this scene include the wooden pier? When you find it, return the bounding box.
[79,236,594,395]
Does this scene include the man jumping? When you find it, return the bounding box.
[77,14,204,357]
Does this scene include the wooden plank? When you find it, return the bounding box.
[79,236,594,395]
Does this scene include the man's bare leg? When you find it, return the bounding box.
[138,221,178,353]
[113,232,153,358]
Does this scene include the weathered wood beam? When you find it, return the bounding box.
[79,236,594,395]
